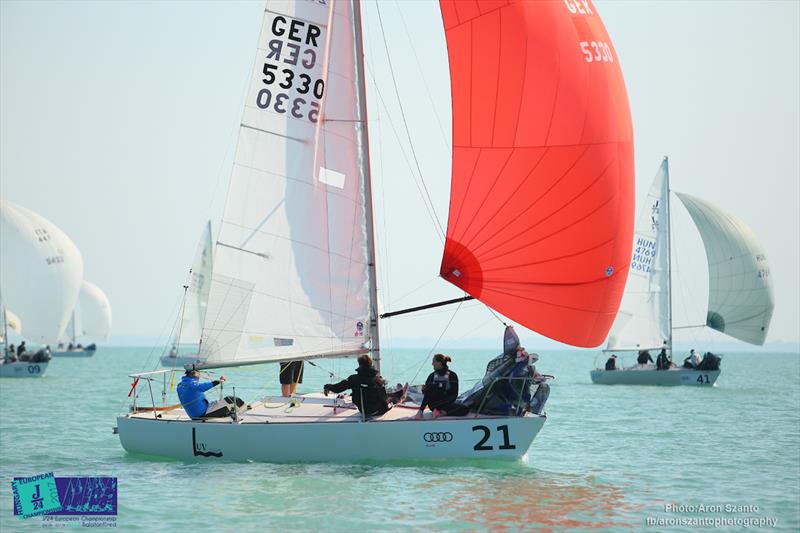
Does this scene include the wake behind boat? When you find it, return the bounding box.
[591,158,774,386]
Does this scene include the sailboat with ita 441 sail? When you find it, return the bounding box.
[1,198,85,377]
[117,0,634,461]
[590,157,775,386]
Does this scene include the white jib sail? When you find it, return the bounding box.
[199,0,372,367]
[606,158,671,352]
[675,192,774,345]
[0,199,83,344]
[78,281,112,341]
[176,221,214,346]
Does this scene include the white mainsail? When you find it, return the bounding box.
[675,192,774,345]
[606,158,671,351]
[77,281,112,341]
[0,199,83,344]
[198,0,373,368]
[176,221,214,346]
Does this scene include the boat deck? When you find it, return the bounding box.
[130,393,448,424]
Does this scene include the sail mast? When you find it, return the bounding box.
[664,156,673,354]
[1,302,7,354]
[350,0,381,372]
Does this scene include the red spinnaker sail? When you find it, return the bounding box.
[438,0,634,347]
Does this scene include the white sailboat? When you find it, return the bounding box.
[0,305,47,377]
[591,158,775,386]
[54,281,113,356]
[160,221,213,368]
[117,0,635,461]
[0,198,84,376]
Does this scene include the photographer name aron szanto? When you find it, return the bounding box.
[664,503,761,514]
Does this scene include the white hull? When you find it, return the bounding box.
[159,354,200,368]
[0,361,48,377]
[590,367,720,386]
[117,395,546,462]
[52,349,94,357]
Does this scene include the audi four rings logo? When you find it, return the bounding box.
[423,432,453,443]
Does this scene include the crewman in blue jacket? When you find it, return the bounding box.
[177,367,242,419]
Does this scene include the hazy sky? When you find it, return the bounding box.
[1,1,798,350]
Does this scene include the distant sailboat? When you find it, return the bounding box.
[160,221,213,368]
[54,281,112,356]
[118,0,634,461]
[0,198,84,376]
[591,158,775,386]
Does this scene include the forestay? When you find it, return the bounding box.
[675,192,774,345]
[438,0,635,347]
[606,159,670,351]
[199,0,372,367]
[0,199,83,343]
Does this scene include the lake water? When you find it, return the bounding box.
[1,347,798,531]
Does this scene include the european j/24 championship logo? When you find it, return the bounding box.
[12,473,117,520]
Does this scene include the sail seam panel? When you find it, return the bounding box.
[449,148,516,259]
[463,144,591,258]
[478,236,615,278]
[472,150,611,262]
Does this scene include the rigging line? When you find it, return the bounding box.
[364,63,444,245]
[390,276,439,305]
[485,304,508,327]
[375,1,446,242]
[394,0,450,155]
[408,298,464,385]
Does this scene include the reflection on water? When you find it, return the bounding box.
[428,469,640,530]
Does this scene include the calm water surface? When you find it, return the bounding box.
[1,347,798,531]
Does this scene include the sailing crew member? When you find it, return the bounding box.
[605,354,617,370]
[177,368,244,419]
[16,341,26,358]
[656,348,670,370]
[323,355,400,417]
[684,349,701,369]
[414,354,459,419]
[279,360,304,397]
[636,350,653,367]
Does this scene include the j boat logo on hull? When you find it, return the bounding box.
[423,432,453,443]
[192,428,223,458]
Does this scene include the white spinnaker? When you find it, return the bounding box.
[177,221,213,346]
[78,281,112,340]
[606,159,671,351]
[675,192,774,345]
[199,0,371,367]
[0,199,83,343]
